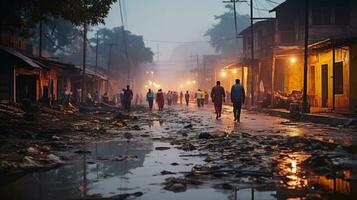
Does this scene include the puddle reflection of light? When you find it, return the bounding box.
[311,170,353,195]
[287,127,302,137]
[278,153,309,189]
[291,159,297,173]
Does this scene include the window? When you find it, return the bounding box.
[334,62,343,94]
[312,8,332,25]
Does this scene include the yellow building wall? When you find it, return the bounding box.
[274,56,303,94]
[285,57,303,94]
[308,46,350,112]
[350,42,357,110]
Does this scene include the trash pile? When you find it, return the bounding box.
[0,103,138,177]
[274,90,303,109]
[160,124,357,192]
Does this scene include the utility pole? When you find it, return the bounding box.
[82,24,87,76]
[250,0,254,106]
[39,20,43,57]
[222,0,247,37]
[95,31,99,73]
[82,23,87,101]
[303,0,309,113]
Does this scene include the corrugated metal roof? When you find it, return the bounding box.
[0,45,42,69]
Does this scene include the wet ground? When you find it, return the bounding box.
[0,103,357,200]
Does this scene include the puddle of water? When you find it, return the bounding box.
[0,140,231,200]
[276,152,357,199]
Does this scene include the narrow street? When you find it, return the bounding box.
[1,103,356,200]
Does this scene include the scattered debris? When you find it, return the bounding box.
[155,147,170,151]
[163,177,187,193]
[160,170,177,175]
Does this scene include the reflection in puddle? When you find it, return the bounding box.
[276,152,357,199]
[0,140,232,200]
[277,152,309,190]
[309,170,357,198]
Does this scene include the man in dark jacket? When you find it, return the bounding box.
[211,81,226,119]
[146,89,155,111]
[124,85,133,111]
[231,79,245,122]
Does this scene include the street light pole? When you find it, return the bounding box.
[82,22,87,102]
[303,0,309,113]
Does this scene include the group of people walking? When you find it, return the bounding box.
[195,89,209,107]
[146,90,189,111]
[122,78,245,122]
[210,79,245,122]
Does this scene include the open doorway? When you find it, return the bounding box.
[16,75,37,102]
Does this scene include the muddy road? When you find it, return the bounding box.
[0,104,357,200]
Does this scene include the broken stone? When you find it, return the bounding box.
[155,147,170,151]
[199,132,212,139]
[160,170,177,175]
[178,143,196,151]
[97,155,138,161]
[74,150,92,154]
[184,124,193,129]
[221,183,234,190]
[163,177,187,193]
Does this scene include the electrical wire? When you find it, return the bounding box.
[245,1,271,11]
[266,0,279,5]
[143,37,238,44]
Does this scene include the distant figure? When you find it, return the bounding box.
[156,89,165,111]
[211,81,226,120]
[204,91,209,104]
[195,89,202,107]
[200,90,205,107]
[185,91,190,106]
[119,89,125,108]
[93,91,99,103]
[139,93,143,105]
[102,92,109,104]
[231,79,245,122]
[64,89,72,106]
[167,91,173,106]
[135,93,139,106]
[146,89,155,111]
[173,92,178,105]
[179,91,183,105]
[124,85,133,111]
[76,88,82,104]
[86,92,93,103]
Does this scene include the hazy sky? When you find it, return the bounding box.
[101,0,284,63]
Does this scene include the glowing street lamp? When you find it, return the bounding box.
[192,80,196,84]
[232,69,238,74]
[221,71,227,78]
[290,57,297,64]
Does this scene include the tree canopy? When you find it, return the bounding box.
[28,18,82,55]
[88,27,154,73]
[205,5,250,57]
[0,0,117,37]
